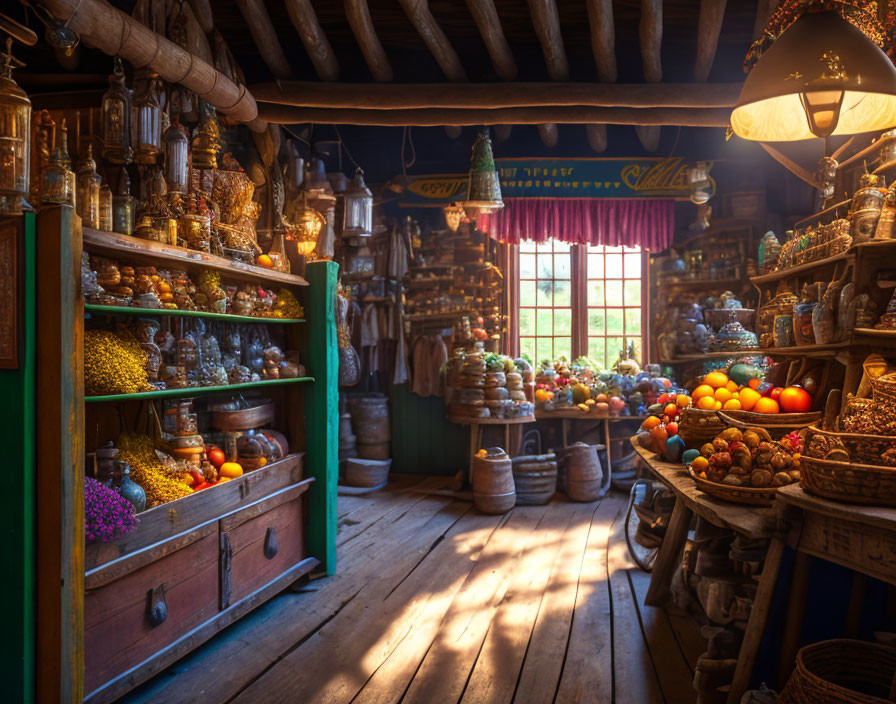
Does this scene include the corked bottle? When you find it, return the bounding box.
[472,447,516,514]
[560,442,603,502]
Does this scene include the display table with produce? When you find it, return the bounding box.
[448,414,536,480]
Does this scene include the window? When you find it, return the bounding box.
[586,245,643,368]
[515,241,646,366]
[518,240,572,363]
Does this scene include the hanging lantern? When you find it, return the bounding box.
[101,57,132,165]
[112,169,133,236]
[133,71,162,164]
[292,192,324,256]
[163,119,189,194]
[464,128,503,217]
[0,39,31,214]
[443,201,466,231]
[731,10,896,141]
[41,119,74,206]
[190,103,221,170]
[343,167,373,236]
[76,143,101,228]
[687,162,713,205]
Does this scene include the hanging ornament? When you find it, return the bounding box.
[101,57,132,165]
[342,167,373,237]
[443,201,466,231]
[464,128,503,218]
[291,191,324,257]
[0,38,31,214]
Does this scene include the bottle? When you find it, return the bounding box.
[112,169,134,235]
[101,57,133,165]
[76,144,101,228]
[41,120,75,206]
[98,184,113,231]
[110,460,146,513]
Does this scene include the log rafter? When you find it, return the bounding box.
[637,0,663,151]
[695,0,728,81]
[345,0,394,82]
[285,0,340,82]
[235,0,293,79]
[465,0,517,81]
[258,104,732,127]
[585,0,617,153]
[526,0,569,147]
[398,0,467,82]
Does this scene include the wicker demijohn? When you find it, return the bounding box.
[779,639,896,704]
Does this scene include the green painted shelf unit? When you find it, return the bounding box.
[85,303,305,324]
[85,376,315,403]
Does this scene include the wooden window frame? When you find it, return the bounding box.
[506,243,649,365]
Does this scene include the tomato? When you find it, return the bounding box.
[208,448,226,468]
[664,403,678,418]
[779,386,812,413]
[665,421,679,436]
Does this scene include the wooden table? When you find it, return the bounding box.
[448,415,536,480]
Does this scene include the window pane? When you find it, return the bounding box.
[520,240,538,254]
[536,308,553,335]
[520,338,535,362]
[588,253,604,279]
[588,338,607,366]
[587,309,605,335]
[554,253,571,279]
[537,253,554,279]
[605,253,623,278]
[520,280,536,306]
[554,309,571,336]
[625,308,641,334]
[624,280,642,306]
[606,337,625,362]
[607,309,624,335]
[519,308,534,336]
[554,337,571,361]
[535,280,553,306]
[606,280,623,306]
[624,252,642,278]
[553,280,571,306]
[625,337,643,363]
[536,337,554,363]
[588,280,605,307]
[520,253,536,279]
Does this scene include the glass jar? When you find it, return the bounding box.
[0,43,31,215]
[343,167,373,236]
[112,169,133,235]
[98,184,113,231]
[133,72,161,165]
[76,144,101,228]
[162,120,189,194]
[850,173,886,242]
[41,124,74,206]
[109,460,146,513]
[101,58,132,165]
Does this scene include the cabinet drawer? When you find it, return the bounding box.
[220,480,312,607]
[84,524,219,695]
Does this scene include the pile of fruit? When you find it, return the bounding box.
[639,392,692,461]
[690,370,812,414]
[685,427,803,489]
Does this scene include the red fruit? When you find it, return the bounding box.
[779,386,812,413]
[194,481,211,491]
[208,448,226,468]
[664,403,678,418]
[757,381,775,397]
[665,422,679,436]
[770,387,784,402]
[748,378,762,390]
[650,426,668,457]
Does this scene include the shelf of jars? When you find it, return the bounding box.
[85,376,314,403]
[85,303,304,324]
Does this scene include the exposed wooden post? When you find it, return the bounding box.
[638,0,663,151]
[585,0,616,153]
[695,0,728,81]
[465,0,517,80]
[753,0,779,40]
[250,80,742,109]
[344,0,394,81]
[257,103,732,126]
[526,0,569,147]
[398,0,467,82]
[235,0,293,79]
[40,0,262,127]
[285,0,340,81]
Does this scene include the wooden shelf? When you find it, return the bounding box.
[406,276,454,287]
[83,228,309,287]
[85,303,304,325]
[750,250,852,286]
[86,376,314,403]
[409,264,455,270]
[793,199,850,230]
[447,415,535,426]
[662,350,761,365]
[405,309,476,321]
[757,341,851,357]
[853,328,896,345]
[656,277,744,290]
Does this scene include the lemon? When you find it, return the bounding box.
[697,395,716,410]
[723,399,742,410]
[692,384,714,400]
[713,387,733,404]
[704,371,729,389]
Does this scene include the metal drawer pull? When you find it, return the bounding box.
[264,526,278,559]
[148,584,167,627]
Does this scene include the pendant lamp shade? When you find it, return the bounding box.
[464,128,503,214]
[731,11,896,141]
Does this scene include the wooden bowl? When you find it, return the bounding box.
[687,466,778,506]
[211,399,275,431]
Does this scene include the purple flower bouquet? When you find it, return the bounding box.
[85,477,137,543]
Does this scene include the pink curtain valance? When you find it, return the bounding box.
[478,198,674,251]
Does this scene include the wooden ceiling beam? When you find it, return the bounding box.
[285,0,340,81]
[257,104,732,127]
[187,0,214,35]
[694,0,727,81]
[398,0,467,82]
[235,0,293,79]
[465,0,517,81]
[585,0,616,153]
[345,0,393,82]
[526,0,567,146]
[250,81,742,109]
[638,0,663,151]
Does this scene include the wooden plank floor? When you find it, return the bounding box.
[120,475,703,704]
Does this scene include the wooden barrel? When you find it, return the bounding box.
[472,448,516,514]
[511,453,557,505]
[562,443,603,502]
[348,393,390,459]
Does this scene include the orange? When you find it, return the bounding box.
[219,461,244,479]
[713,387,733,404]
[753,397,780,414]
[692,384,714,401]
[256,254,274,268]
[748,378,762,390]
[723,399,742,410]
[697,395,716,410]
[690,456,709,472]
[779,386,812,413]
[726,380,739,393]
[641,416,661,431]
[738,387,761,411]
[714,400,723,410]
[676,394,692,408]
[704,371,729,389]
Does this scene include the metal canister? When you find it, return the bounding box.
[850,173,886,241]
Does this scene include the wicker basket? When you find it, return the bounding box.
[687,466,777,506]
[678,408,725,447]
[801,454,896,506]
[717,410,820,439]
[779,639,896,704]
[872,373,896,407]
[806,424,896,467]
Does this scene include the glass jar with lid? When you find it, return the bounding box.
[101,58,132,165]
[133,71,161,165]
[0,39,31,214]
[41,121,75,206]
[163,119,189,194]
[76,144,102,228]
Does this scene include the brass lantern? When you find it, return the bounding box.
[0,39,31,214]
[343,167,373,236]
[464,128,503,216]
[133,71,162,164]
[291,191,324,256]
[76,144,101,228]
[731,10,896,141]
[443,201,466,231]
[162,119,189,194]
[101,58,132,165]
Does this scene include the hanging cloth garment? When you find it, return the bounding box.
[427,335,448,397]
[387,225,411,280]
[392,302,410,385]
[360,303,380,383]
[410,335,430,396]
